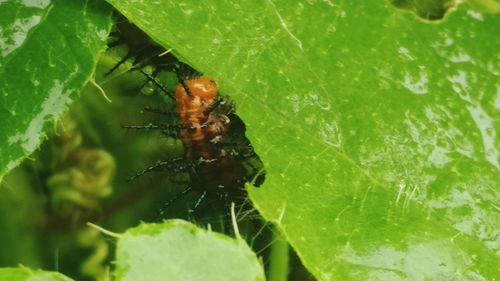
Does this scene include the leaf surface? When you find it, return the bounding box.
[115,220,265,281]
[0,0,112,178]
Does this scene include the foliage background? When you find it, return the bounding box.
[0,0,499,280]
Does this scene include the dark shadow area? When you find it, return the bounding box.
[391,0,457,21]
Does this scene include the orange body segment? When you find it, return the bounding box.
[175,76,221,159]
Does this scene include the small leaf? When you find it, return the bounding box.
[0,0,112,179]
[0,267,74,281]
[115,220,265,281]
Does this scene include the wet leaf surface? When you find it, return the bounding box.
[0,0,112,179]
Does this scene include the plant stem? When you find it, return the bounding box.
[268,225,289,281]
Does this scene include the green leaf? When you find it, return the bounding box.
[0,0,112,179]
[115,220,265,281]
[0,267,74,281]
[106,0,499,280]
[467,0,500,13]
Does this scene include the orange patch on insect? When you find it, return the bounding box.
[175,76,219,147]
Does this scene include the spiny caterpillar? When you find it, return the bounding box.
[124,70,265,212]
[110,20,265,214]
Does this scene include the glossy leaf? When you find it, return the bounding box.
[106,0,500,280]
[0,0,112,179]
[115,220,265,281]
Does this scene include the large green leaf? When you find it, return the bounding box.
[0,0,112,179]
[0,267,73,281]
[115,220,265,281]
[105,0,499,280]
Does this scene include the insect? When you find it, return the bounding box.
[124,69,265,213]
[107,19,265,215]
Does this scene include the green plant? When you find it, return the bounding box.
[0,0,498,280]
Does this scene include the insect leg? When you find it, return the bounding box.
[138,69,175,99]
[143,106,179,117]
[127,157,186,181]
[173,64,193,96]
[104,52,134,76]
[188,191,207,214]
[122,123,181,130]
[204,96,235,115]
[159,186,193,215]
